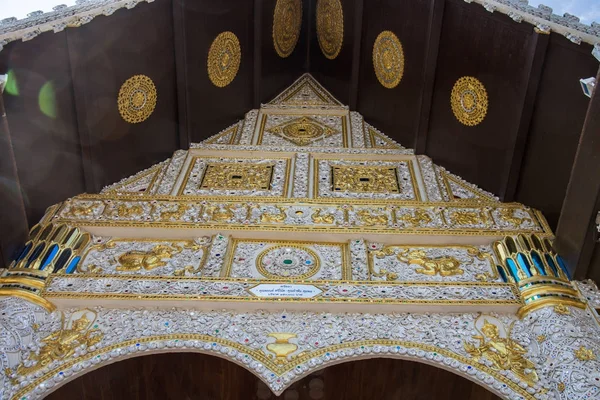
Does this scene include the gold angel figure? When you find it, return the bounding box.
[464,319,538,386]
[16,312,102,377]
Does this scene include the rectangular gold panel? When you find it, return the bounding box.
[200,163,274,191]
[331,166,400,193]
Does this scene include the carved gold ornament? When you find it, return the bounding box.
[273,0,303,58]
[450,76,488,126]
[200,163,274,191]
[207,31,241,88]
[332,165,400,193]
[268,116,336,145]
[316,0,343,60]
[117,75,157,124]
[372,31,404,89]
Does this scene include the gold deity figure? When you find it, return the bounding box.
[116,244,179,271]
[16,313,102,376]
[465,320,538,386]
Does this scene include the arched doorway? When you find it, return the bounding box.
[46,353,500,400]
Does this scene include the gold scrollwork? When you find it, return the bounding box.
[316,0,343,60]
[207,31,241,88]
[117,75,157,124]
[273,0,303,58]
[450,76,488,126]
[373,30,404,89]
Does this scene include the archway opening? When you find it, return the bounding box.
[47,352,501,400]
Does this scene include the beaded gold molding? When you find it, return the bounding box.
[207,31,241,88]
[316,0,343,60]
[373,31,404,89]
[117,75,157,124]
[273,0,303,58]
[450,76,488,126]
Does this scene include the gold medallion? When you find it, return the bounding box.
[117,75,157,124]
[273,0,303,58]
[316,0,343,60]
[373,31,404,89]
[451,76,488,126]
[207,31,241,88]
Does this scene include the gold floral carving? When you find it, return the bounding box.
[574,346,596,361]
[356,209,389,226]
[273,0,303,58]
[207,31,241,88]
[450,76,488,126]
[397,250,464,277]
[372,30,404,89]
[311,209,335,224]
[498,208,531,227]
[398,210,433,227]
[316,0,343,60]
[452,210,484,225]
[117,75,157,124]
[200,163,274,191]
[465,319,538,386]
[332,166,400,193]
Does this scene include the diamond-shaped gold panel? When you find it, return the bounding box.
[268,116,336,146]
[332,166,400,193]
[200,163,274,190]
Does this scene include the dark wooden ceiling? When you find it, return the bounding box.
[0,0,598,278]
[46,352,501,400]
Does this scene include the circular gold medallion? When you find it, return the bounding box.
[450,76,488,126]
[373,31,404,89]
[273,0,303,58]
[316,0,343,60]
[117,75,157,124]
[207,31,241,88]
[256,245,320,280]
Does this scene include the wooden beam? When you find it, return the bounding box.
[414,0,445,153]
[348,0,364,110]
[66,31,98,193]
[0,87,29,267]
[172,0,190,150]
[253,0,263,108]
[555,67,600,278]
[501,31,549,201]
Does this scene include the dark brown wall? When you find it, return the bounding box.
[258,0,310,104]
[425,0,535,197]
[47,353,500,400]
[0,0,179,265]
[309,0,358,105]
[356,0,433,148]
[181,0,255,143]
[67,0,179,192]
[0,31,85,226]
[515,37,598,228]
